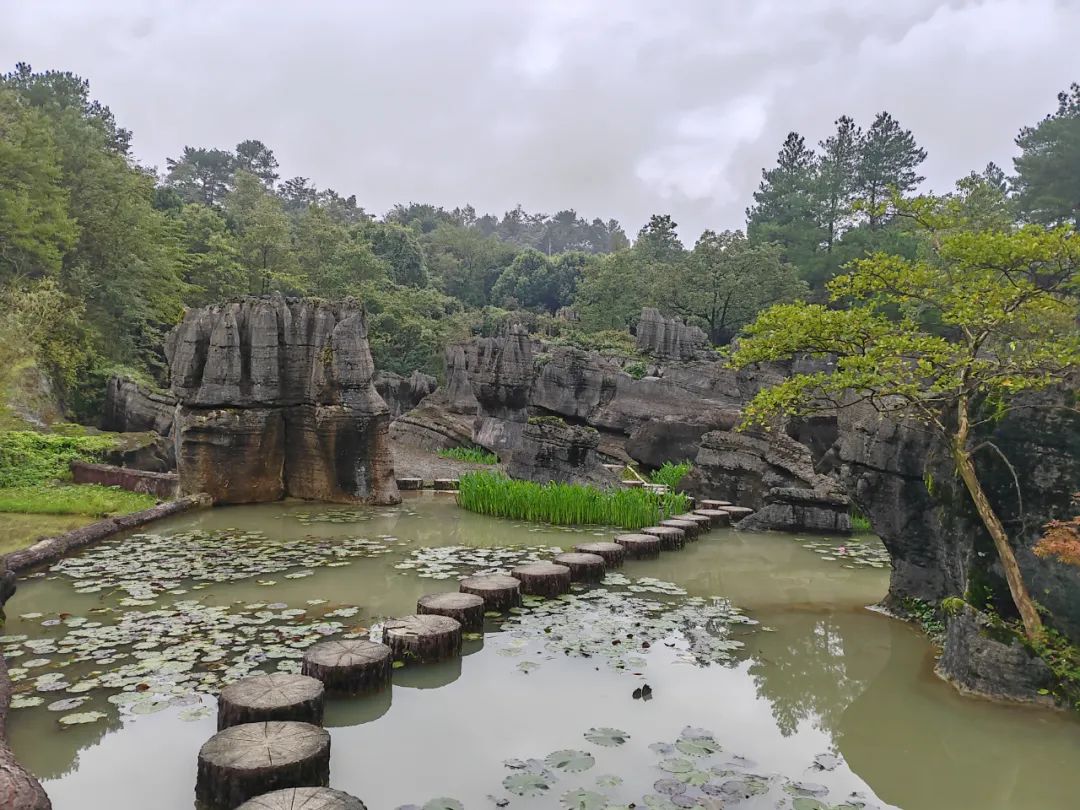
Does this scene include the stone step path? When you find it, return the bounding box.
[693,509,731,527]
[641,525,686,550]
[553,552,607,582]
[722,505,755,520]
[660,518,701,540]
[573,541,625,566]
[614,533,662,559]
[302,639,392,696]
[459,573,522,610]
[396,477,424,490]
[217,673,325,731]
[673,512,712,531]
[511,562,572,596]
[699,499,733,508]
[236,787,367,810]
[417,592,486,631]
[382,614,462,663]
[432,478,459,491]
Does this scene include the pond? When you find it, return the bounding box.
[4,493,1080,810]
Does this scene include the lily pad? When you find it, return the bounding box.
[503,772,553,797]
[422,799,464,810]
[545,749,595,773]
[584,727,630,747]
[560,788,607,810]
[58,711,107,725]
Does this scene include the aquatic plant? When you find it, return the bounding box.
[456,471,690,529]
[437,446,499,465]
[849,510,872,533]
[649,461,693,491]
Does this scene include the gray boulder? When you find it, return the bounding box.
[506,419,618,488]
[102,376,177,435]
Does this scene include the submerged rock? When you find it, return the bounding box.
[167,296,398,505]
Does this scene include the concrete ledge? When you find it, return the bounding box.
[71,460,179,500]
[2,494,209,574]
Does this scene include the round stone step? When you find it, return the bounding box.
[641,525,686,550]
[217,673,324,731]
[673,513,712,530]
[302,639,392,696]
[699,499,733,509]
[382,614,462,664]
[693,509,731,528]
[573,541,625,567]
[553,552,606,582]
[236,787,367,810]
[417,592,486,632]
[196,721,330,809]
[459,574,522,611]
[614,533,662,559]
[660,518,701,540]
[722,506,755,520]
[511,562,572,597]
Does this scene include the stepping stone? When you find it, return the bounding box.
[673,513,712,531]
[553,552,607,582]
[511,562,572,597]
[217,673,324,731]
[459,574,522,611]
[237,787,367,810]
[302,639,392,696]
[614,533,662,559]
[722,506,755,520]
[432,478,459,490]
[196,721,330,809]
[700,499,733,508]
[641,525,686,550]
[396,477,424,491]
[693,509,731,528]
[417,592,486,632]
[660,518,701,540]
[573,541,625,567]
[382,614,462,664]
[620,480,644,489]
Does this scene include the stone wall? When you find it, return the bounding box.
[167,296,398,505]
[70,461,178,500]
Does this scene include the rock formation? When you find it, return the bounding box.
[684,429,851,532]
[506,419,619,487]
[101,376,177,435]
[374,369,437,418]
[837,395,1080,702]
[166,296,398,505]
[635,308,709,360]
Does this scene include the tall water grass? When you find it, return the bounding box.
[650,460,693,491]
[437,446,499,465]
[456,471,690,529]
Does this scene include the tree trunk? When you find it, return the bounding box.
[952,445,1044,640]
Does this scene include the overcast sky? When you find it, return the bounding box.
[3,0,1079,240]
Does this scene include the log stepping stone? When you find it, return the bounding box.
[236,787,367,810]
[459,574,522,611]
[660,518,701,540]
[432,478,459,490]
[511,562,572,597]
[614,533,662,559]
[693,509,731,528]
[196,721,330,809]
[723,506,755,520]
[573,541,625,567]
[417,592,486,632]
[396,477,424,491]
[382,614,462,664]
[217,673,325,731]
[553,552,607,582]
[641,525,686,550]
[301,639,392,696]
[673,513,712,531]
[700,499,733,508]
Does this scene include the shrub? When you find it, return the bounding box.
[0,431,117,487]
[437,446,498,465]
[650,461,692,490]
[624,361,647,380]
[850,510,873,533]
[456,471,690,529]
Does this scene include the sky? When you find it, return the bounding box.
[3,0,1079,241]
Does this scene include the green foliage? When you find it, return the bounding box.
[0,483,156,518]
[849,511,873,533]
[1027,625,1080,709]
[364,221,427,287]
[941,596,967,616]
[360,281,468,376]
[456,471,690,529]
[1014,83,1080,227]
[649,461,693,491]
[527,415,567,427]
[437,446,498,465]
[901,597,946,637]
[624,361,647,380]
[0,430,116,487]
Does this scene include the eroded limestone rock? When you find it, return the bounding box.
[635,307,708,360]
[506,420,618,487]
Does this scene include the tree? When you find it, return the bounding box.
[490,248,555,310]
[1014,83,1080,227]
[747,132,823,275]
[731,194,1080,641]
[364,221,427,286]
[175,203,245,305]
[424,223,517,307]
[0,87,76,278]
[226,170,300,293]
[234,139,278,186]
[855,112,927,228]
[574,249,655,331]
[659,230,805,344]
[816,116,862,255]
[291,205,384,297]
[634,214,684,263]
[165,146,235,206]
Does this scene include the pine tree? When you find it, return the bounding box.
[855,112,927,227]
[1013,83,1080,227]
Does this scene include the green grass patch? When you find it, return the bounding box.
[650,460,693,491]
[0,513,96,556]
[437,446,499,465]
[0,430,118,487]
[0,484,157,518]
[456,471,690,529]
[850,510,873,533]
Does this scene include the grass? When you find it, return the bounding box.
[437,446,499,465]
[456,471,690,529]
[0,430,118,487]
[650,461,693,491]
[0,513,96,556]
[850,510,873,533]
[0,484,158,518]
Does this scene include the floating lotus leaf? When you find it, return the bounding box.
[10,695,44,709]
[653,779,686,796]
[584,727,630,747]
[47,697,87,712]
[792,800,828,810]
[545,749,595,773]
[641,795,677,810]
[421,799,464,810]
[503,772,553,797]
[58,711,107,725]
[560,788,607,810]
[675,738,721,757]
[659,759,693,774]
[595,774,622,788]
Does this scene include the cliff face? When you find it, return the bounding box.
[635,307,708,360]
[837,396,1080,701]
[166,296,398,505]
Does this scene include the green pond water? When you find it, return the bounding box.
[4,493,1080,809]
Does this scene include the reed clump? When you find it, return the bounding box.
[456,471,690,529]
